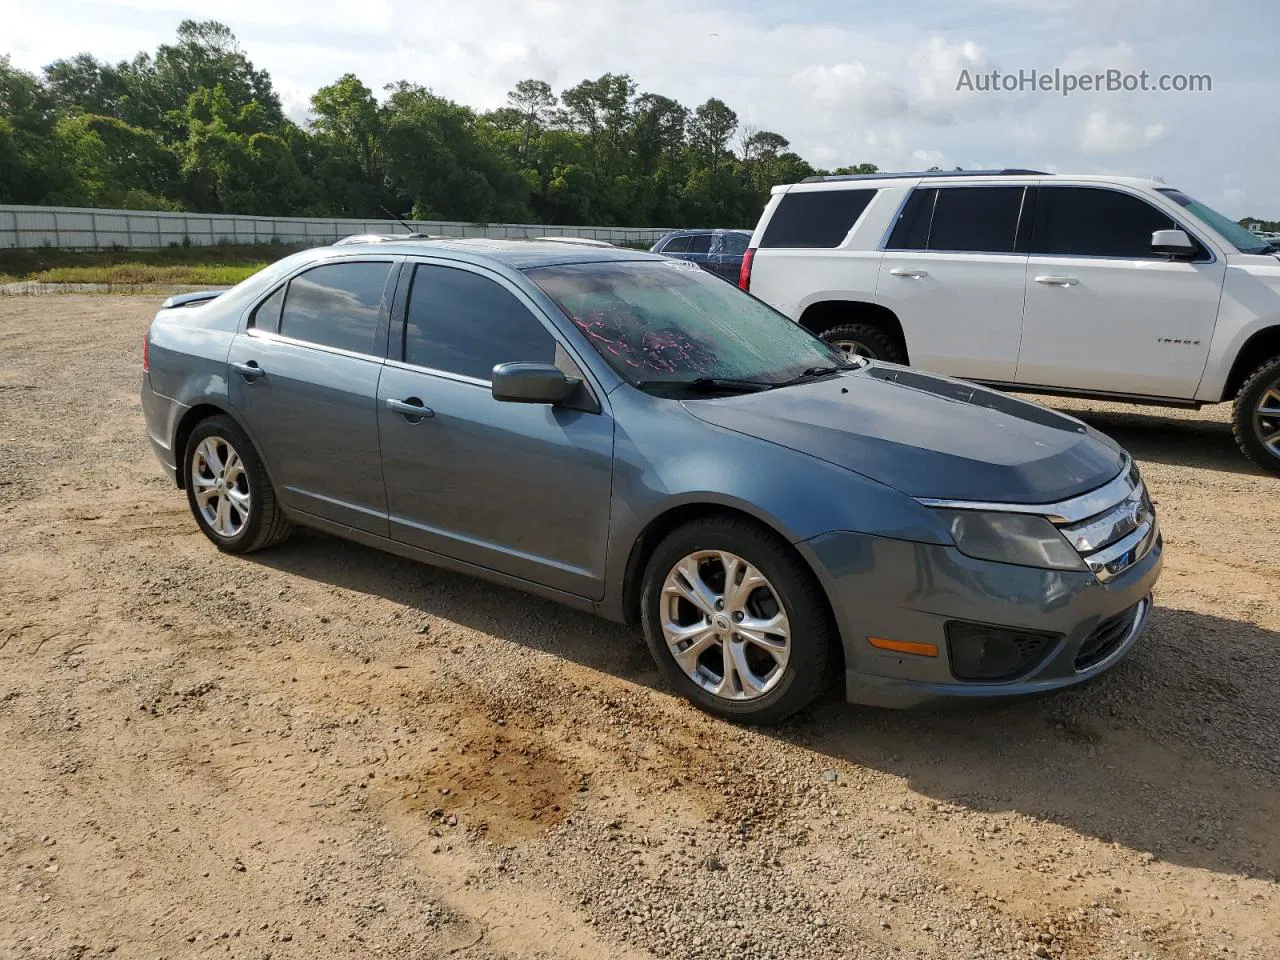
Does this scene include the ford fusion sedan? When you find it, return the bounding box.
[141,240,1162,722]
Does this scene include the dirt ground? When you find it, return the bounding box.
[1,295,1277,960]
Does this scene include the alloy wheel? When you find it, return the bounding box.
[1256,382,1280,459]
[190,436,251,538]
[660,550,791,701]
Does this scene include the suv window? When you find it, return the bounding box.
[662,234,691,253]
[719,233,749,255]
[1033,186,1183,258]
[926,186,1025,254]
[278,261,393,354]
[886,188,936,251]
[759,189,876,248]
[404,264,556,380]
[688,234,713,254]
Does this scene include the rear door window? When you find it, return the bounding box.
[662,235,692,253]
[403,264,557,380]
[249,284,286,333]
[925,186,1025,254]
[1032,186,1183,259]
[278,261,393,355]
[688,234,713,254]
[759,189,876,248]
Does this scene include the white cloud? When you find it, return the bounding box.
[1079,109,1167,153]
[792,62,908,120]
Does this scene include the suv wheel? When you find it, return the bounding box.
[1232,356,1280,477]
[820,323,905,363]
[184,415,293,552]
[640,516,836,723]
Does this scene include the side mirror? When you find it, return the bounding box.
[1152,228,1197,259]
[491,362,577,405]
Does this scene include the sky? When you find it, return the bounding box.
[3,0,1278,219]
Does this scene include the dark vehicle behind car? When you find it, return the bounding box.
[651,229,752,281]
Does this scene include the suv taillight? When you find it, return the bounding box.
[142,333,150,372]
[738,247,756,291]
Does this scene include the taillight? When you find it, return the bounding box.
[142,332,150,372]
[738,248,756,291]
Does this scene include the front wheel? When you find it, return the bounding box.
[819,323,905,363]
[1231,356,1280,477]
[640,516,837,723]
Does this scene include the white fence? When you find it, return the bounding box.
[0,204,674,250]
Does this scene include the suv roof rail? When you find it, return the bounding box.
[798,168,1051,184]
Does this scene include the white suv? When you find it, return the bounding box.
[741,170,1280,475]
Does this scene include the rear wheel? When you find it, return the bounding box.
[1232,355,1280,477]
[640,516,837,723]
[184,415,292,553]
[819,323,904,363]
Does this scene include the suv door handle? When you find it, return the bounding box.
[385,397,435,421]
[230,360,266,381]
[889,267,928,278]
[1034,275,1080,286]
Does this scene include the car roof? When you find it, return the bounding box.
[662,228,752,235]
[778,171,1177,194]
[313,237,664,269]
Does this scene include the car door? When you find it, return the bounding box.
[711,231,749,281]
[376,260,614,599]
[227,258,398,536]
[1015,185,1225,397]
[684,233,714,273]
[875,185,1031,382]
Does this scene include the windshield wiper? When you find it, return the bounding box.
[774,365,851,387]
[634,377,775,394]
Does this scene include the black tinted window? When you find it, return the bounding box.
[759,189,876,248]
[926,186,1025,253]
[688,234,713,254]
[279,262,391,354]
[405,264,555,380]
[886,188,936,251]
[662,235,691,253]
[719,233,749,255]
[1033,187,1179,258]
[250,284,286,333]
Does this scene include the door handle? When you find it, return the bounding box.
[385,397,435,421]
[889,267,928,278]
[1034,275,1080,286]
[230,360,266,381]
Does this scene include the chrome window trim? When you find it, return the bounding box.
[383,357,490,388]
[245,327,385,364]
[916,456,1134,525]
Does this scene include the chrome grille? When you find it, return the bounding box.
[1053,466,1159,583]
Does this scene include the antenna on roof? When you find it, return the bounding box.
[378,204,419,235]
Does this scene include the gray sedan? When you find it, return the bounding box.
[141,240,1162,722]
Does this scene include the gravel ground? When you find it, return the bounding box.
[1,295,1277,960]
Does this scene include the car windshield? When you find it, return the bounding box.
[525,259,849,390]
[1157,188,1272,254]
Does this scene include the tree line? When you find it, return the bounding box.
[0,21,878,229]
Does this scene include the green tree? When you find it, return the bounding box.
[689,97,737,175]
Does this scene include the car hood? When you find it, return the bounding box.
[681,365,1126,504]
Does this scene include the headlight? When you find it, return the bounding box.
[934,509,1085,571]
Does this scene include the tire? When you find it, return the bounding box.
[819,323,905,363]
[1231,355,1280,477]
[640,515,837,723]
[183,415,292,553]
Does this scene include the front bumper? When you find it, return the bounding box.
[798,526,1163,708]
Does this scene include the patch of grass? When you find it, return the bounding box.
[29,264,263,285]
[0,243,306,286]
